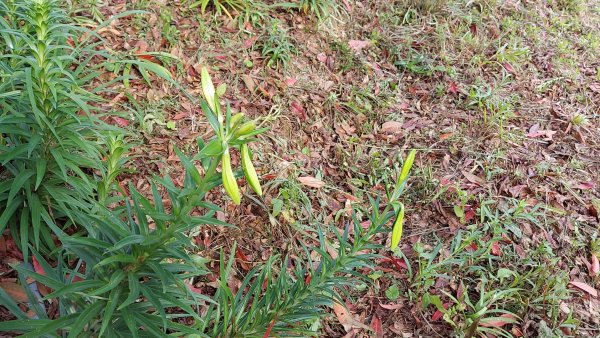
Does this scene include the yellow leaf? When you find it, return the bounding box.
[390,203,405,250]
[399,150,416,183]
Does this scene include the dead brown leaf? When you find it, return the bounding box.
[370,315,383,338]
[591,255,599,276]
[381,121,403,134]
[333,302,371,333]
[241,75,255,93]
[348,40,371,52]
[461,170,486,186]
[0,281,29,303]
[569,281,598,297]
[380,302,404,310]
[298,176,325,188]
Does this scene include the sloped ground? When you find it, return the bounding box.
[41,0,599,336]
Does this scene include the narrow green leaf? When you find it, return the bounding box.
[34,158,47,190]
[67,301,105,338]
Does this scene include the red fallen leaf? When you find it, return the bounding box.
[514,244,526,258]
[215,55,228,60]
[380,302,403,310]
[305,273,312,285]
[290,101,308,121]
[284,77,297,86]
[503,63,515,74]
[262,173,277,180]
[263,316,278,338]
[431,302,451,321]
[386,256,407,271]
[591,255,599,276]
[466,242,478,252]
[464,208,476,223]
[136,54,160,64]
[568,281,598,297]
[341,0,352,11]
[316,53,328,63]
[525,129,557,141]
[242,36,258,48]
[469,23,477,35]
[370,315,383,338]
[512,327,524,337]
[235,248,250,272]
[440,177,453,186]
[447,81,458,94]
[111,116,130,127]
[491,241,502,256]
[186,282,203,294]
[32,256,46,276]
[480,313,517,328]
[574,181,595,190]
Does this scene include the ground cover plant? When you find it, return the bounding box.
[1,0,599,337]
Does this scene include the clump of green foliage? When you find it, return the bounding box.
[190,0,267,24]
[274,0,340,22]
[260,19,296,69]
[0,0,108,263]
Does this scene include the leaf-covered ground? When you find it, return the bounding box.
[3,0,598,336]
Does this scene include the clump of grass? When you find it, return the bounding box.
[274,0,340,22]
[553,0,584,13]
[260,19,296,69]
[190,0,267,24]
[398,0,448,14]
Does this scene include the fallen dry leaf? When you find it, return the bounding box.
[298,176,325,188]
[569,281,598,297]
[525,129,557,141]
[241,74,255,93]
[0,281,29,303]
[290,101,307,121]
[591,254,599,276]
[491,241,502,256]
[348,40,371,52]
[480,313,517,328]
[370,315,383,338]
[381,121,403,134]
[333,302,371,332]
[461,170,486,186]
[380,302,404,310]
[431,302,451,321]
[447,81,458,94]
[284,77,297,86]
[573,181,595,190]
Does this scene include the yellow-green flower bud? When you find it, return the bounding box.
[241,144,262,197]
[221,150,241,205]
